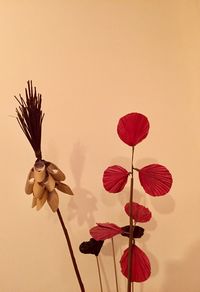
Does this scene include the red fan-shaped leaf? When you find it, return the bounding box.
[124,202,152,223]
[120,245,151,282]
[103,165,129,193]
[117,113,150,146]
[139,164,173,196]
[90,223,122,240]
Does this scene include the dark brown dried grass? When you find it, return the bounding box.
[15,80,44,159]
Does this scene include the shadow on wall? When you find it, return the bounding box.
[66,142,97,226]
[162,241,200,292]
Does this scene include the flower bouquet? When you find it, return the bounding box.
[15,81,172,292]
[80,113,173,292]
[15,81,85,291]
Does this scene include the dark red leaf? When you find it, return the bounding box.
[139,164,173,196]
[79,238,104,256]
[121,225,144,238]
[124,202,152,222]
[117,113,150,146]
[120,244,151,282]
[90,223,122,240]
[103,165,129,193]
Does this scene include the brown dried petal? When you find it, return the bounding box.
[47,190,59,212]
[32,196,37,208]
[56,182,74,196]
[44,174,55,192]
[33,182,45,199]
[36,189,48,211]
[25,169,35,194]
[47,163,65,181]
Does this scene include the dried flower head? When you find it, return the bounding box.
[26,160,74,212]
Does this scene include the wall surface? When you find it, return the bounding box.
[0,0,200,291]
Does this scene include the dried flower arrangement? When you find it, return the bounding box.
[15,82,172,292]
[15,81,85,292]
[80,113,173,292]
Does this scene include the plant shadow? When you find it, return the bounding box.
[66,142,97,226]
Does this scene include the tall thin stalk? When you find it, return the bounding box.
[111,238,119,292]
[57,208,85,292]
[96,256,103,292]
[127,146,135,292]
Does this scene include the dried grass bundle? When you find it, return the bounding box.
[15,80,44,159]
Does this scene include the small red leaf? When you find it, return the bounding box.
[124,202,152,223]
[103,165,129,193]
[117,113,150,146]
[90,223,122,240]
[120,245,151,282]
[139,164,173,196]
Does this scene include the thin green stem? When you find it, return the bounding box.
[127,146,135,292]
[96,256,103,292]
[56,208,85,292]
[111,238,119,292]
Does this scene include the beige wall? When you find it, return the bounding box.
[1,0,200,291]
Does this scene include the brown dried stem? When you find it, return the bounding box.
[111,238,119,292]
[127,146,135,292]
[57,208,85,292]
[96,256,103,292]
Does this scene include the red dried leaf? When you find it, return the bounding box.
[124,202,152,223]
[90,223,122,240]
[139,164,173,196]
[103,165,129,193]
[120,245,151,282]
[117,113,150,146]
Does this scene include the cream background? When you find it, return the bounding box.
[0,0,200,291]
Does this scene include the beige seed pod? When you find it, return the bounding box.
[47,163,65,181]
[34,160,46,183]
[36,189,48,211]
[25,169,35,194]
[44,174,55,192]
[32,196,37,208]
[56,182,74,196]
[47,189,59,212]
[33,181,45,199]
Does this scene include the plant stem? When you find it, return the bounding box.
[127,146,135,292]
[96,256,103,292]
[56,208,85,292]
[111,238,119,292]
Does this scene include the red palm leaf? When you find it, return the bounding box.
[124,202,152,222]
[117,113,150,146]
[90,223,122,240]
[103,165,129,193]
[139,164,173,196]
[120,244,151,282]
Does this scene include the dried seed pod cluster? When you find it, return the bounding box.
[25,160,74,212]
